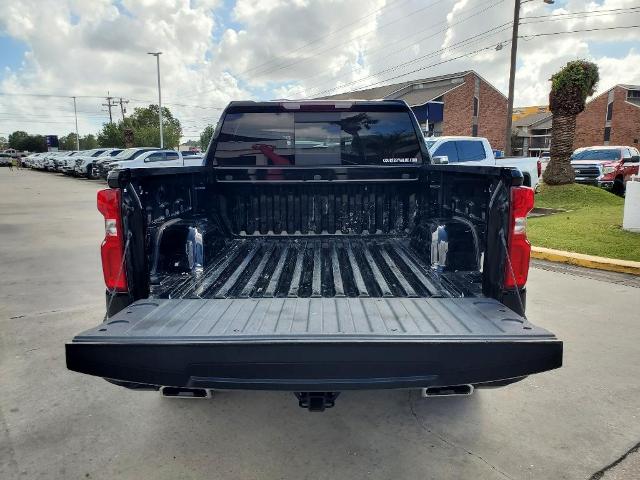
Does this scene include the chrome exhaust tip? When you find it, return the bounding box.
[160,386,213,399]
[421,384,474,398]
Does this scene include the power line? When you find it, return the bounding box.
[519,24,640,39]
[274,0,505,89]
[520,6,640,21]
[301,38,512,100]
[304,22,513,98]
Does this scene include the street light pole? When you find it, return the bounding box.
[504,0,554,157]
[147,52,164,149]
[72,96,80,151]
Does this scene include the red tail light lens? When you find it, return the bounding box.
[537,159,542,177]
[504,186,535,289]
[97,188,128,292]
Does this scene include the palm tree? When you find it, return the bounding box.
[542,60,599,185]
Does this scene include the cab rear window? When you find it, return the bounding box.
[214,111,422,166]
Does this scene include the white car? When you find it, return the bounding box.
[72,148,121,178]
[58,151,85,174]
[425,136,540,191]
[108,149,204,173]
[42,151,66,171]
[23,152,44,168]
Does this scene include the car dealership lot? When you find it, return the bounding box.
[1,169,639,480]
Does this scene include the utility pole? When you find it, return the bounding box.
[147,52,164,148]
[504,0,554,156]
[72,96,80,151]
[102,92,117,124]
[119,97,129,121]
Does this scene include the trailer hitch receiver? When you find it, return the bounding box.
[294,392,340,412]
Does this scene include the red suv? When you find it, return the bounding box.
[571,146,640,195]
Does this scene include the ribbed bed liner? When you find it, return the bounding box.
[151,237,479,300]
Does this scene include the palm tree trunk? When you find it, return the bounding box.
[542,113,576,185]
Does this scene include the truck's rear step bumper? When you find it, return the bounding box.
[66,297,562,390]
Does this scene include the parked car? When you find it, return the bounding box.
[22,152,44,168]
[94,147,159,179]
[571,146,640,195]
[425,136,541,191]
[107,149,205,173]
[70,148,119,178]
[0,152,12,166]
[58,151,86,174]
[539,151,550,173]
[41,151,66,171]
[66,100,562,411]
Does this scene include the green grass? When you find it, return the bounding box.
[528,184,640,261]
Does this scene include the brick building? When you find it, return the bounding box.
[321,71,508,150]
[574,84,640,149]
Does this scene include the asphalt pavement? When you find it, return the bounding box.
[1,168,639,480]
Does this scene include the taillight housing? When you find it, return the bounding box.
[504,186,535,289]
[537,159,542,177]
[97,188,128,292]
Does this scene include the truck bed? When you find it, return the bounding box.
[151,237,478,300]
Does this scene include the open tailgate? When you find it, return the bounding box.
[66,297,562,390]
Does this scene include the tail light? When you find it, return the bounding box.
[537,159,542,177]
[504,186,535,289]
[97,188,128,291]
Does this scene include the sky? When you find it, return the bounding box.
[0,0,638,143]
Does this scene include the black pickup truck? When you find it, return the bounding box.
[66,100,562,411]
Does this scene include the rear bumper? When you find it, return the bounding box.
[66,339,562,391]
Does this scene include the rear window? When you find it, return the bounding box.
[432,140,486,163]
[116,148,157,161]
[214,111,422,166]
[571,149,621,160]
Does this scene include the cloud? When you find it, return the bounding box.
[0,0,638,141]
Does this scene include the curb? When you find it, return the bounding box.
[531,246,640,276]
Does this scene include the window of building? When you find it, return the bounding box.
[473,96,479,117]
[606,101,613,121]
[472,124,478,137]
[604,127,611,142]
[627,89,640,99]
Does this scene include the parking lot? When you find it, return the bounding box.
[1,167,639,480]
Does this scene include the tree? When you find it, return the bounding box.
[96,104,182,149]
[200,124,216,151]
[542,60,599,185]
[128,105,182,148]
[98,122,124,148]
[22,135,46,152]
[8,131,29,150]
[0,136,7,149]
[60,132,78,151]
[80,134,98,150]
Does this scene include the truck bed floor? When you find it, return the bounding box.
[151,237,479,300]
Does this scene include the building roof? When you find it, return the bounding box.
[619,84,640,90]
[512,111,552,128]
[320,71,474,103]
